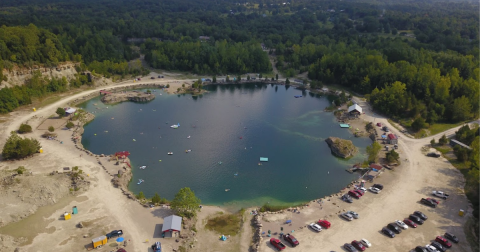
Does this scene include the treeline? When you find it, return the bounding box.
[144,40,271,74]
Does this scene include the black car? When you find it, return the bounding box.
[387,223,402,234]
[431,241,447,252]
[420,198,437,208]
[409,214,424,225]
[150,77,155,79]
[415,246,427,252]
[344,243,359,252]
[414,211,428,220]
[342,194,353,203]
[381,227,395,238]
[373,184,384,190]
[106,230,123,239]
[427,152,441,157]
[444,232,459,243]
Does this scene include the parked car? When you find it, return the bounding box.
[382,227,395,238]
[368,187,381,194]
[150,77,155,79]
[308,223,322,232]
[409,215,424,225]
[395,220,408,229]
[318,220,331,229]
[344,243,359,252]
[427,152,441,158]
[342,194,353,203]
[432,191,449,199]
[341,212,354,221]
[151,241,162,252]
[425,244,439,252]
[403,218,418,228]
[415,246,428,252]
[348,190,360,199]
[376,122,382,127]
[354,189,364,196]
[283,234,299,247]
[360,239,371,248]
[346,211,359,219]
[421,198,437,208]
[351,240,366,251]
[430,241,447,252]
[414,211,428,220]
[387,223,402,234]
[270,238,286,251]
[435,236,452,248]
[383,126,389,132]
[106,230,123,239]
[426,198,440,205]
[444,232,459,243]
[373,184,384,190]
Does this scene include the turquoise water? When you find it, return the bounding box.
[80,83,370,209]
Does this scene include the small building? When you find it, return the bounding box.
[387,134,398,144]
[450,139,472,150]
[348,104,362,115]
[369,163,383,170]
[162,215,182,236]
[64,107,77,115]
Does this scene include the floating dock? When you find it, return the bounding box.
[260,157,268,162]
[340,124,350,128]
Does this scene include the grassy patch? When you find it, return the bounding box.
[434,146,451,154]
[205,210,244,236]
[37,96,62,107]
[428,122,465,136]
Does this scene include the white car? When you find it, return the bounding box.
[425,244,439,252]
[360,238,372,248]
[358,187,367,193]
[341,213,353,221]
[395,220,408,229]
[346,211,359,219]
[432,190,449,199]
[308,223,322,232]
[369,187,381,194]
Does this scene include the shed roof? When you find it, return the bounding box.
[387,134,397,140]
[369,163,383,170]
[348,104,362,113]
[65,108,76,114]
[162,215,182,233]
[92,235,107,243]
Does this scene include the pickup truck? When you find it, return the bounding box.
[432,191,449,199]
[283,234,299,247]
[270,238,286,251]
[106,230,123,239]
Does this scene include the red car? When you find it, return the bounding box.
[283,234,299,247]
[270,238,286,251]
[318,220,331,229]
[351,240,366,251]
[354,189,364,196]
[426,198,440,205]
[348,190,360,199]
[377,122,382,127]
[435,236,452,248]
[403,218,417,228]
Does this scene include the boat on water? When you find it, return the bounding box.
[170,123,180,129]
[294,95,302,98]
[139,166,146,169]
[133,139,136,141]
[234,173,238,176]
[218,161,222,165]
[137,179,144,185]
[187,136,191,139]
[225,189,230,192]
[168,152,173,155]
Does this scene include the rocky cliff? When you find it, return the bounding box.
[100,91,155,104]
[1,62,79,88]
[325,137,358,159]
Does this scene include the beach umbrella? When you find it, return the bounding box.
[116,237,125,242]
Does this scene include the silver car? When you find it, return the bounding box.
[347,211,359,219]
[341,212,354,221]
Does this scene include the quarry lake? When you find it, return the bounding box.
[80,83,371,209]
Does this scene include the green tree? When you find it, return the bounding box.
[411,117,427,131]
[259,73,263,78]
[18,124,32,133]
[386,149,400,163]
[151,192,161,204]
[275,74,278,80]
[171,187,201,218]
[226,76,230,82]
[213,75,217,83]
[66,122,75,129]
[392,28,398,35]
[2,132,41,160]
[366,141,382,163]
[48,126,55,132]
[56,107,66,117]
[452,96,473,122]
[453,145,470,162]
[137,191,145,200]
[247,75,250,81]
[439,134,449,145]
[285,78,290,84]
[430,138,435,146]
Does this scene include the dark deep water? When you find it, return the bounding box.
[80,83,370,209]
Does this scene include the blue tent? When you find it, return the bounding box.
[116,237,125,242]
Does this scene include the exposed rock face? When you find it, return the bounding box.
[100,91,155,104]
[325,137,357,158]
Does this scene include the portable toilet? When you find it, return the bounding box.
[64,212,71,220]
[72,206,78,214]
[39,148,43,153]
[33,107,36,112]
[459,209,464,216]
[92,235,107,248]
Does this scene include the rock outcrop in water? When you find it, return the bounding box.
[325,137,357,159]
[101,90,155,104]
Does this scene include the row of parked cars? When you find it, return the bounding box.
[342,184,383,203]
[413,233,459,252]
[381,211,428,238]
[270,219,333,250]
[344,239,372,252]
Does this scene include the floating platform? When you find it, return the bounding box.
[260,157,268,162]
[339,124,350,128]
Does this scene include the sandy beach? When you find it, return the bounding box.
[0,76,476,252]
